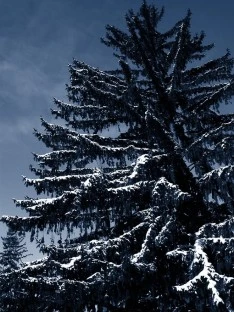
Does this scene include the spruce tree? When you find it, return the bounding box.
[2,2,234,311]
[0,228,30,311]
[0,227,28,271]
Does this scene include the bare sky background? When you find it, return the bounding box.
[0,0,234,258]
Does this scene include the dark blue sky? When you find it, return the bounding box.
[0,0,234,256]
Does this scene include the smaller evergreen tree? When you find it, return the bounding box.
[0,227,30,312]
[0,227,28,272]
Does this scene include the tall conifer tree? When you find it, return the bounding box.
[2,2,234,311]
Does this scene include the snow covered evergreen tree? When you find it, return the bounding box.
[0,228,28,271]
[1,1,234,311]
[0,228,30,311]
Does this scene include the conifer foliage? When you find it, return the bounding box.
[0,229,29,311]
[2,1,234,311]
[0,228,28,271]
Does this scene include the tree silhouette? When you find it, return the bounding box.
[2,2,234,311]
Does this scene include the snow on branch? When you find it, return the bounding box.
[174,239,226,309]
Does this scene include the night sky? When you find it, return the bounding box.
[0,0,233,258]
